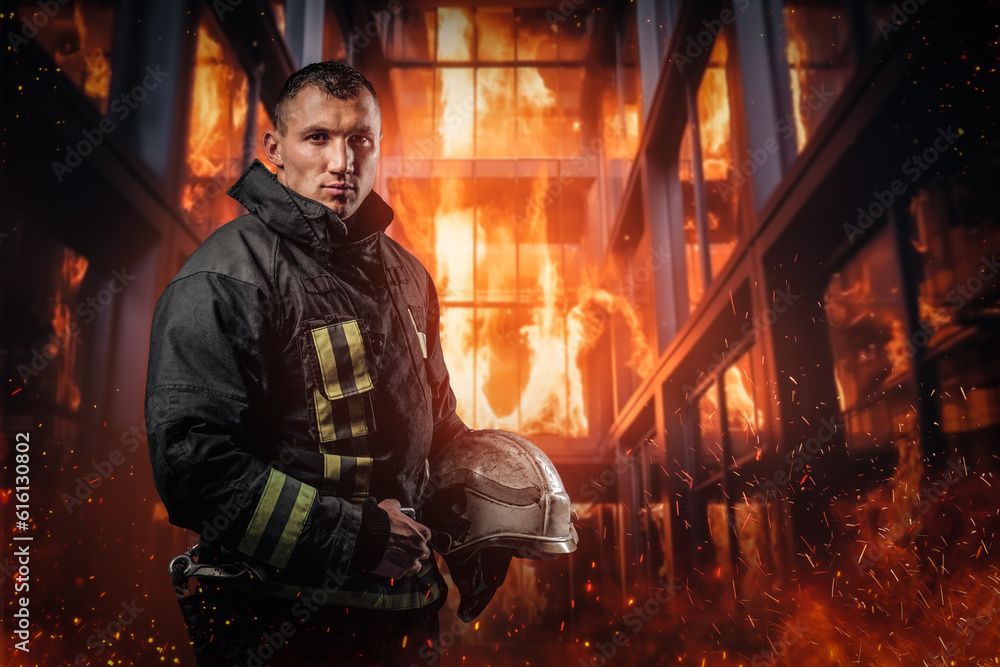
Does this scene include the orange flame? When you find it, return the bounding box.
[181,15,249,233]
[784,8,810,151]
[52,248,88,412]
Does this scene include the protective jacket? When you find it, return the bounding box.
[145,159,468,609]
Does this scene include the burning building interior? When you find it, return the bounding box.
[3,0,1000,664]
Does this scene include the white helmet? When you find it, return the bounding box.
[420,429,578,559]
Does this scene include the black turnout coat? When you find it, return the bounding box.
[145,159,468,609]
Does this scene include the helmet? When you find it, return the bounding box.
[419,429,578,560]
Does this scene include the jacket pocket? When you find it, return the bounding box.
[298,318,378,444]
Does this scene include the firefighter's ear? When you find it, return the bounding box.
[263,129,283,168]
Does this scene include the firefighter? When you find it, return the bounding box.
[145,61,468,666]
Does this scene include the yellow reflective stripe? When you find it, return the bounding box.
[322,454,341,496]
[270,484,316,569]
[312,326,343,399]
[353,457,373,502]
[237,469,285,556]
[314,387,337,443]
[342,321,373,392]
[408,309,428,358]
[347,394,367,438]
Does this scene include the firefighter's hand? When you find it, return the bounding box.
[372,499,432,578]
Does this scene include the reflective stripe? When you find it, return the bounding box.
[314,390,374,444]
[313,387,338,443]
[352,456,373,503]
[312,320,372,400]
[408,308,428,358]
[347,394,367,438]
[237,470,316,569]
[341,321,373,393]
[311,327,342,399]
[319,452,372,502]
[271,484,316,568]
[322,454,341,496]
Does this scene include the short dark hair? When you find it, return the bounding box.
[273,61,380,135]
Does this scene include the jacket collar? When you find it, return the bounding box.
[226,159,394,248]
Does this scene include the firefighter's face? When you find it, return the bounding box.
[265,85,381,223]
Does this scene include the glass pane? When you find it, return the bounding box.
[558,67,586,156]
[322,6,345,61]
[16,0,115,114]
[437,7,472,61]
[440,306,477,427]
[180,11,249,238]
[782,2,855,152]
[476,68,516,157]
[679,125,705,312]
[516,9,558,61]
[476,8,514,61]
[724,351,763,460]
[699,382,725,475]
[557,15,592,61]
[390,67,435,156]
[910,180,1000,332]
[436,68,475,157]
[517,67,561,157]
[824,226,916,450]
[432,176,476,302]
[388,8,435,61]
[695,37,740,277]
[475,178,518,301]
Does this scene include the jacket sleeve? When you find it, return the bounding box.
[424,274,471,453]
[144,271,362,580]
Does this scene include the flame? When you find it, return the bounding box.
[784,8,810,151]
[696,38,732,183]
[182,16,249,232]
[437,8,472,61]
[51,248,89,412]
[723,361,763,441]
[413,11,656,437]
[186,23,248,178]
[884,317,911,375]
[51,3,112,112]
